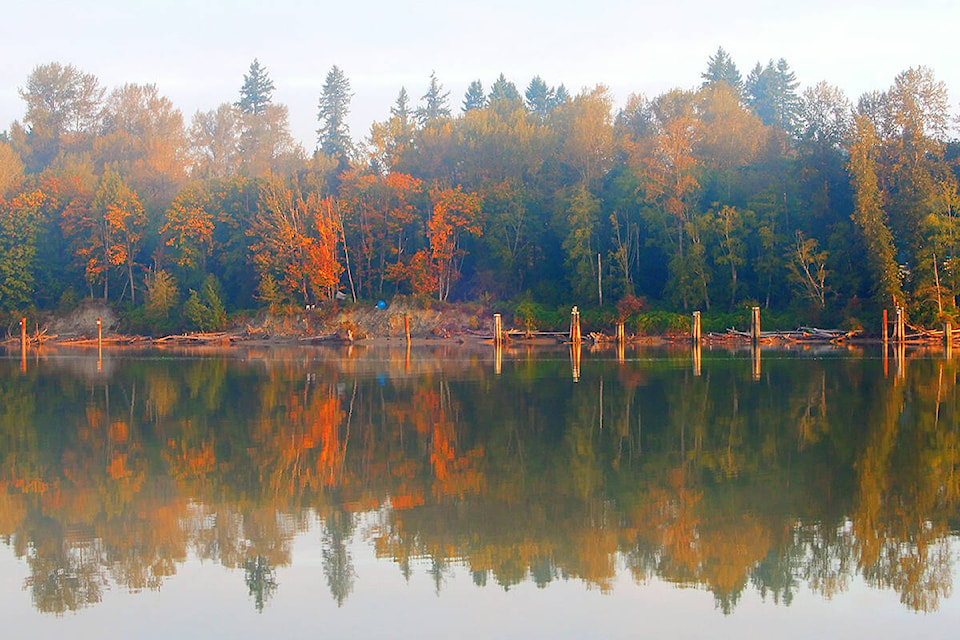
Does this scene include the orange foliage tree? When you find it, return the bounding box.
[420,186,483,300]
[338,170,424,298]
[62,167,146,302]
[161,182,215,273]
[248,179,343,305]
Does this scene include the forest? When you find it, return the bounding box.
[1,49,959,334]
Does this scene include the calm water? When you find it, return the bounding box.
[1,343,958,638]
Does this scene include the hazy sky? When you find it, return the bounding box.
[2,0,958,149]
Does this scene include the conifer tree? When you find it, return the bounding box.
[236,59,275,116]
[701,47,743,96]
[745,59,800,134]
[525,76,555,119]
[416,71,451,126]
[462,80,486,113]
[316,65,353,166]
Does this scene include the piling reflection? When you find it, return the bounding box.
[1,346,959,615]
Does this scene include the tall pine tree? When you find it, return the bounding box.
[316,65,353,168]
[237,59,275,116]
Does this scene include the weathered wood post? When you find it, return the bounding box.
[882,309,889,347]
[570,306,581,345]
[616,321,625,346]
[494,313,503,346]
[20,318,26,373]
[750,306,761,346]
[945,320,953,356]
[691,311,701,346]
[895,307,905,345]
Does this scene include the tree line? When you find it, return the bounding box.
[1,49,958,332]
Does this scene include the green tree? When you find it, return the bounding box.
[525,76,555,120]
[236,59,275,116]
[184,274,226,331]
[417,71,451,126]
[701,47,743,96]
[562,186,600,299]
[143,269,179,332]
[849,114,903,308]
[488,73,522,112]
[462,80,486,113]
[316,65,353,168]
[745,59,801,134]
[0,190,43,312]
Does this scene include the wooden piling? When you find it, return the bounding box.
[691,311,701,346]
[882,309,889,346]
[20,318,26,373]
[750,306,761,345]
[616,321,625,346]
[896,307,905,345]
[570,306,581,344]
[494,313,503,346]
[945,320,953,356]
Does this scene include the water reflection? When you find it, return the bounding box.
[1,345,959,615]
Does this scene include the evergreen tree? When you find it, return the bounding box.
[849,114,903,308]
[391,87,412,121]
[551,84,571,110]
[316,65,353,165]
[488,73,522,105]
[236,59,275,116]
[462,80,486,113]
[369,88,415,173]
[745,59,801,134]
[525,76,555,119]
[701,47,743,95]
[416,71,451,126]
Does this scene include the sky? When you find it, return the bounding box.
[2,0,959,150]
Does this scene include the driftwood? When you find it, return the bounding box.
[155,332,231,344]
[299,331,354,344]
[701,327,862,344]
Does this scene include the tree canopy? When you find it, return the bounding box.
[3,54,960,333]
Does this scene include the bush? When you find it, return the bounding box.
[185,275,227,332]
[512,299,565,331]
[634,310,689,335]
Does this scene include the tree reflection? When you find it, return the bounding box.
[244,555,278,613]
[0,347,958,614]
